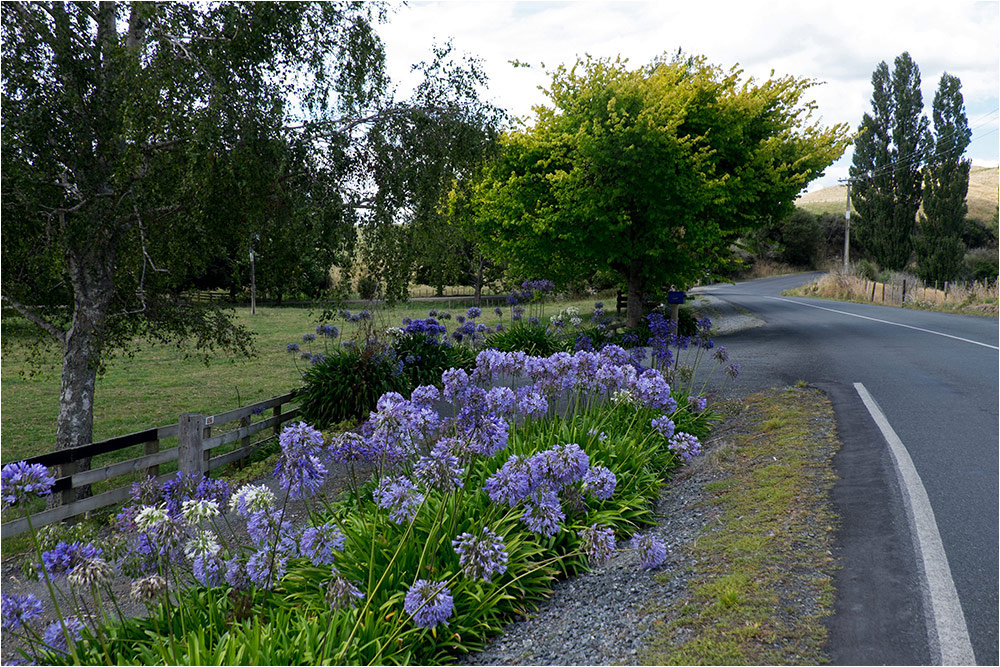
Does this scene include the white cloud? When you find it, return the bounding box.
[378,0,1000,189]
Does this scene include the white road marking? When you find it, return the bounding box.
[764,296,999,350]
[854,382,976,666]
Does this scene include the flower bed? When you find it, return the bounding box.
[4,330,736,664]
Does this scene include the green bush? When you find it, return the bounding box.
[964,248,999,283]
[486,321,567,356]
[356,274,379,300]
[299,343,408,426]
[392,334,475,388]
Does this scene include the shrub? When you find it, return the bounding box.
[299,343,408,426]
[964,248,999,283]
[485,321,566,356]
[356,274,378,300]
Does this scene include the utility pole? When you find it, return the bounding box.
[840,177,852,272]
[250,234,257,315]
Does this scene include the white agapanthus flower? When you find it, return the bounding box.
[134,504,169,531]
[229,483,276,516]
[181,498,220,524]
[184,530,221,560]
[570,316,582,328]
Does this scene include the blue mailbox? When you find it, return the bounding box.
[667,291,686,304]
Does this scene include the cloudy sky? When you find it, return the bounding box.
[378,0,1000,191]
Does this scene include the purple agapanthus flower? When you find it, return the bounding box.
[40,541,103,579]
[373,476,424,524]
[413,448,465,492]
[579,524,617,565]
[404,579,454,629]
[582,466,617,500]
[246,548,288,589]
[1,461,56,508]
[466,306,482,320]
[483,455,535,507]
[275,422,328,498]
[537,443,590,487]
[452,527,509,582]
[668,432,702,461]
[521,486,565,537]
[42,616,85,655]
[300,523,346,565]
[631,533,667,569]
[651,416,676,439]
[2,593,43,631]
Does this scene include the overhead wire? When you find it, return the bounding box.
[843,107,999,184]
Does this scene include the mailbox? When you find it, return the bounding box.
[667,291,686,304]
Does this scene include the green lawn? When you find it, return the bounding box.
[1,295,611,463]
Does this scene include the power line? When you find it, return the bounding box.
[843,107,999,184]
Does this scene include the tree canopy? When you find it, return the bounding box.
[850,52,931,271]
[469,53,849,325]
[914,73,972,282]
[1,1,500,487]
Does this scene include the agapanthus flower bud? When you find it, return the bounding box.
[579,524,617,565]
[326,567,365,610]
[131,574,167,602]
[68,557,114,589]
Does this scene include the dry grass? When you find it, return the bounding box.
[787,272,998,316]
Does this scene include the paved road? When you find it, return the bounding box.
[691,273,998,666]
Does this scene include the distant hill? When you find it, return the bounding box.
[797,166,999,223]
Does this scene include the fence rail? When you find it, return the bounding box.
[1,392,300,539]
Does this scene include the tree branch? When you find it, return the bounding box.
[1,292,66,344]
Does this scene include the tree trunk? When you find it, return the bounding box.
[625,261,645,329]
[51,255,116,507]
[474,254,484,307]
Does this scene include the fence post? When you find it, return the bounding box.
[178,413,206,477]
[273,401,283,438]
[57,460,76,507]
[145,433,160,479]
[871,281,876,302]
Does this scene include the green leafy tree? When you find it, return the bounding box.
[471,54,849,326]
[2,2,493,495]
[851,52,931,270]
[914,73,972,282]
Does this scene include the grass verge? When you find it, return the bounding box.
[784,273,998,316]
[641,386,840,665]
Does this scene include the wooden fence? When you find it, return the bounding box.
[1,392,300,539]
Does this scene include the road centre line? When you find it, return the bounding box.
[853,382,976,666]
[764,296,999,350]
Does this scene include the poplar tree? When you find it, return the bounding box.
[850,52,931,270]
[914,73,971,282]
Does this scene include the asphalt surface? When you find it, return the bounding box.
[691,273,998,666]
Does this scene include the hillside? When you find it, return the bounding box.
[797,166,999,223]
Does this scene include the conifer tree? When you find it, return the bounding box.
[851,52,931,270]
[915,73,971,282]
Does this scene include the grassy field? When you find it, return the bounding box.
[0,294,611,464]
